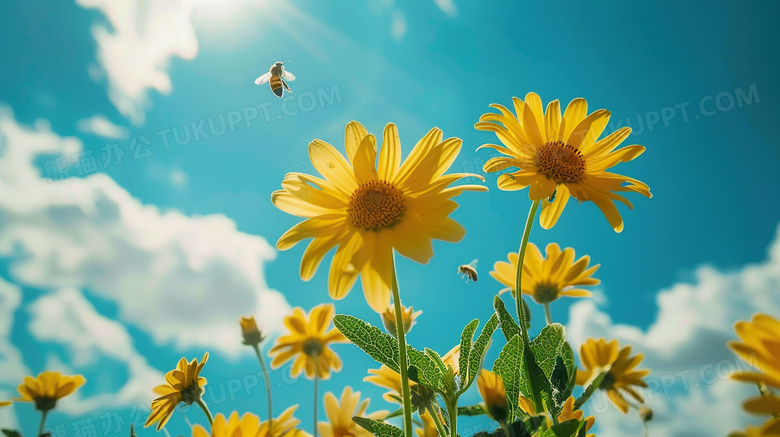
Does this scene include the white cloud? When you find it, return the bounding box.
[76,0,199,125]
[0,278,28,430]
[390,11,407,41]
[0,107,289,357]
[76,114,130,140]
[27,288,163,414]
[433,0,458,17]
[566,223,780,436]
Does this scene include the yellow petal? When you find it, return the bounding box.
[561,98,588,141]
[378,123,401,181]
[309,140,357,196]
[352,134,378,185]
[344,121,369,163]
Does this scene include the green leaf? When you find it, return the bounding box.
[352,417,404,437]
[542,419,581,437]
[2,429,22,437]
[458,319,479,382]
[383,407,404,419]
[574,371,607,410]
[464,314,499,392]
[129,425,137,437]
[492,335,524,422]
[550,357,569,416]
[406,347,444,391]
[529,324,574,379]
[425,348,448,376]
[524,346,553,416]
[333,315,400,370]
[493,295,520,341]
[520,297,532,329]
[472,420,533,437]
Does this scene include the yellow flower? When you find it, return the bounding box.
[476,92,651,232]
[490,243,599,303]
[729,313,780,390]
[239,315,265,346]
[442,345,461,375]
[318,386,388,437]
[0,401,11,408]
[741,395,780,436]
[477,369,508,422]
[192,408,311,437]
[576,338,649,413]
[145,353,209,431]
[363,364,415,404]
[269,304,347,380]
[272,121,487,312]
[416,410,441,437]
[16,371,86,412]
[381,304,422,337]
[517,395,595,436]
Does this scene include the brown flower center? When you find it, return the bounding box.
[303,339,324,357]
[534,141,586,184]
[347,180,406,231]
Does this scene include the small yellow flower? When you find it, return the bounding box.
[517,395,595,436]
[477,369,508,422]
[363,365,415,404]
[272,121,486,312]
[476,92,651,232]
[490,243,599,303]
[239,315,265,346]
[416,410,441,437]
[729,313,780,390]
[0,401,11,408]
[442,345,461,375]
[269,304,347,380]
[381,304,422,337]
[145,353,209,431]
[192,408,311,437]
[16,371,86,412]
[576,338,649,413]
[318,387,388,437]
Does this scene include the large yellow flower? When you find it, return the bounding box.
[490,243,599,303]
[729,313,780,389]
[318,386,388,437]
[269,304,347,380]
[476,92,651,232]
[477,369,508,422]
[272,121,486,312]
[576,338,649,413]
[145,353,209,431]
[192,408,311,437]
[16,371,86,412]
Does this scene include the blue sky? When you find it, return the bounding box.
[1,1,779,436]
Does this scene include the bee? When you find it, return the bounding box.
[254,61,296,98]
[457,259,479,282]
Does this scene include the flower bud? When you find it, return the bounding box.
[239,315,265,346]
[381,305,422,337]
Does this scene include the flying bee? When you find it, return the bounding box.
[457,259,479,282]
[254,61,296,98]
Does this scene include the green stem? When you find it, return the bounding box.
[196,399,213,425]
[37,409,49,437]
[499,422,511,437]
[514,200,540,344]
[446,399,458,437]
[425,404,448,437]
[544,303,552,325]
[643,422,649,437]
[391,253,414,437]
[252,344,274,427]
[313,366,319,437]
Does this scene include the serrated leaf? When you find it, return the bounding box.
[550,357,569,416]
[544,419,580,437]
[2,429,22,437]
[384,407,404,419]
[524,346,553,416]
[352,416,404,437]
[464,314,499,392]
[459,319,479,381]
[333,315,400,370]
[492,335,524,422]
[529,324,574,379]
[574,371,607,410]
[406,347,444,391]
[521,296,532,328]
[493,295,520,341]
[425,348,448,376]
